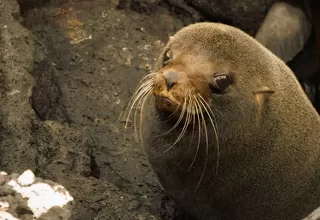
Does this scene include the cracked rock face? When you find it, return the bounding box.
[0,0,186,219]
[0,170,74,220]
[0,0,38,174]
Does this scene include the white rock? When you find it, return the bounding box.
[17,169,35,186]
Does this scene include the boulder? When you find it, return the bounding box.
[0,170,74,220]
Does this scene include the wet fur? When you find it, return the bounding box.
[136,23,320,220]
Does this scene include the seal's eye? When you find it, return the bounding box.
[210,73,232,94]
[163,50,172,66]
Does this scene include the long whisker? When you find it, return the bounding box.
[134,73,156,91]
[188,95,202,171]
[193,95,209,191]
[157,105,180,124]
[129,85,153,140]
[197,94,219,135]
[197,94,220,174]
[124,81,154,127]
[122,74,156,144]
[123,73,156,114]
[127,80,153,112]
[186,93,196,156]
[164,97,190,153]
[172,93,196,173]
[122,76,155,121]
[173,98,192,145]
[139,91,152,143]
[156,97,186,137]
[133,86,153,141]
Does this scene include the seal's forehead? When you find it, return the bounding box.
[167,30,232,64]
[169,23,238,55]
[174,23,232,42]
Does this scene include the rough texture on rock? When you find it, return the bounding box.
[186,0,279,35]
[0,0,187,219]
[0,0,38,174]
[0,170,74,220]
[303,206,320,220]
[255,2,312,63]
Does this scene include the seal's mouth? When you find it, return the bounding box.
[154,94,173,105]
[153,90,181,105]
[153,91,182,114]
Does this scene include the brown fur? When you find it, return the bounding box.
[138,22,320,220]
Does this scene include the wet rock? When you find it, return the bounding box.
[0,170,74,220]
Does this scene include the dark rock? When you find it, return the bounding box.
[117,0,162,14]
[31,59,70,122]
[0,0,38,173]
[6,0,186,219]
[186,0,279,35]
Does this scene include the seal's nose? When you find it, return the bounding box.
[163,71,178,90]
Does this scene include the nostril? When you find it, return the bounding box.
[163,71,178,90]
[166,81,176,90]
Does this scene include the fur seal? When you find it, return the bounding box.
[124,22,320,220]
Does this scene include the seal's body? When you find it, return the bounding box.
[127,22,320,220]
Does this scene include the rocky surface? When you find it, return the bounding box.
[0,0,39,176]
[304,207,320,220]
[1,0,187,219]
[187,0,279,35]
[255,2,312,63]
[0,0,319,219]
[0,170,74,220]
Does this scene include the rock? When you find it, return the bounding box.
[0,170,74,220]
[0,0,38,173]
[117,0,162,14]
[4,0,186,219]
[166,0,202,21]
[186,0,279,35]
[255,2,312,63]
[31,59,70,122]
[117,0,202,22]
[303,206,320,220]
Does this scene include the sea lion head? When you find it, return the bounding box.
[126,23,277,128]
[125,23,303,155]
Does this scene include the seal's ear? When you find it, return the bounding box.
[253,86,275,122]
[169,35,175,41]
[253,86,275,95]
